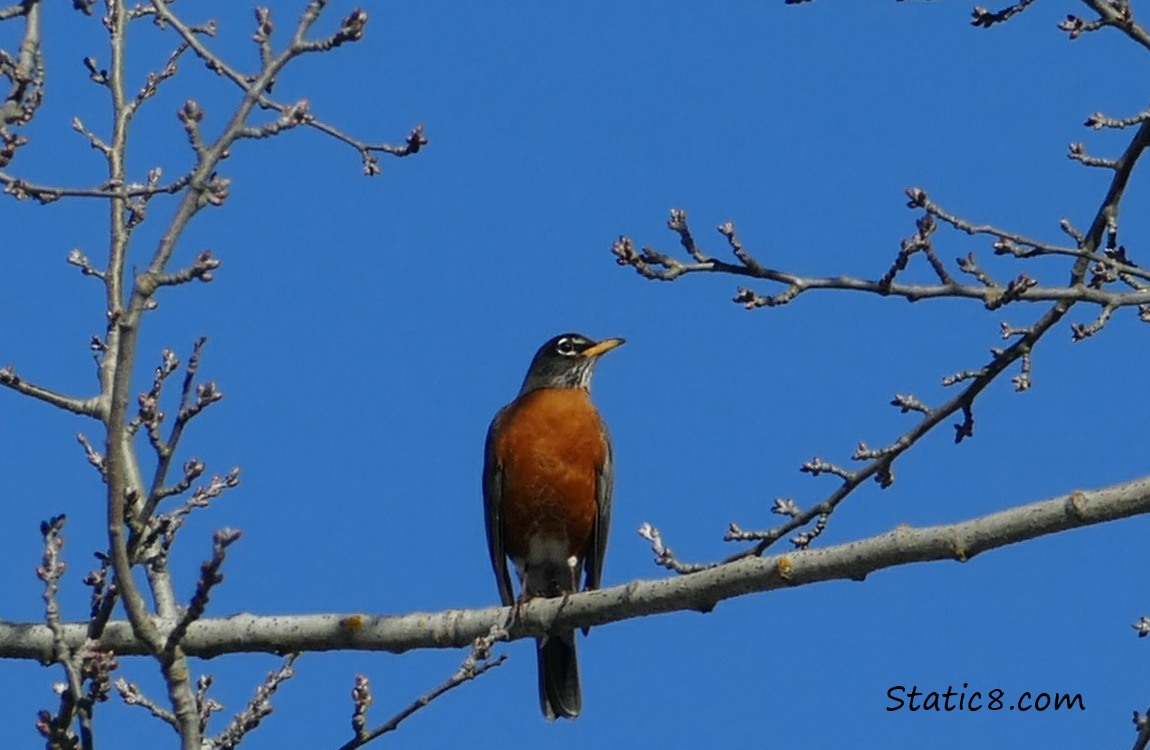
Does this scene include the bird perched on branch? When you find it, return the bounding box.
[483,333,624,719]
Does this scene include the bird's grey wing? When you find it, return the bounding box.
[585,419,613,592]
[483,408,516,606]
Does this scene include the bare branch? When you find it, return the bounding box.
[800,456,855,482]
[0,4,28,22]
[1069,141,1119,169]
[890,393,932,415]
[149,458,205,504]
[211,653,298,749]
[72,113,111,154]
[83,553,111,623]
[614,208,1150,310]
[1059,13,1108,40]
[336,634,506,750]
[37,515,87,749]
[3,477,1149,662]
[150,1,425,174]
[194,675,223,738]
[1085,106,1150,131]
[166,529,242,652]
[614,107,1150,571]
[0,365,104,417]
[717,221,765,273]
[128,40,190,114]
[253,7,274,72]
[956,252,998,287]
[67,247,106,280]
[734,305,1057,560]
[150,250,221,287]
[116,678,178,728]
[637,522,718,575]
[1012,350,1033,392]
[1078,0,1150,51]
[879,213,954,288]
[1133,708,1150,750]
[970,0,1039,28]
[1071,304,1116,341]
[130,347,180,453]
[174,468,241,518]
[790,513,829,548]
[0,0,44,137]
[726,499,800,544]
[76,433,106,479]
[0,168,192,203]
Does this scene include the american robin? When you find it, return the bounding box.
[483,332,624,720]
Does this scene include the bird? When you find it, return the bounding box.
[483,332,624,720]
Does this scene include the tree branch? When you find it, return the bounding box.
[337,633,507,750]
[1078,0,1150,52]
[150,2,425,175]
[4,475,1149,661]
[0,365,104,417]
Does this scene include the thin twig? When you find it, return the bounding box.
[150,2,424,174]
[166,529,241,652]
[211,654,299,749]
[0,365,103,417]
[336,634,507,750]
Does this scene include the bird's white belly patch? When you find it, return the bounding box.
[514,536,575,571]
[512,536,579,596]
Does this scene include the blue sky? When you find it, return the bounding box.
[3,1,1149,747]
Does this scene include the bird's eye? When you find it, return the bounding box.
[555,337,578,356]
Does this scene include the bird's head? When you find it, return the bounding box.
[519,333,625,394]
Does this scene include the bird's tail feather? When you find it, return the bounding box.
[537,632,581,720]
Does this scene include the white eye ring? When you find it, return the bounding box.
[555,337,578,356]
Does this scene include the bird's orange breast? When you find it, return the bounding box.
[493,387,606,562]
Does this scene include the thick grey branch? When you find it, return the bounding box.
[4,475,1148,661]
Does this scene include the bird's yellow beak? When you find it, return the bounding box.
[581,337,626,358]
